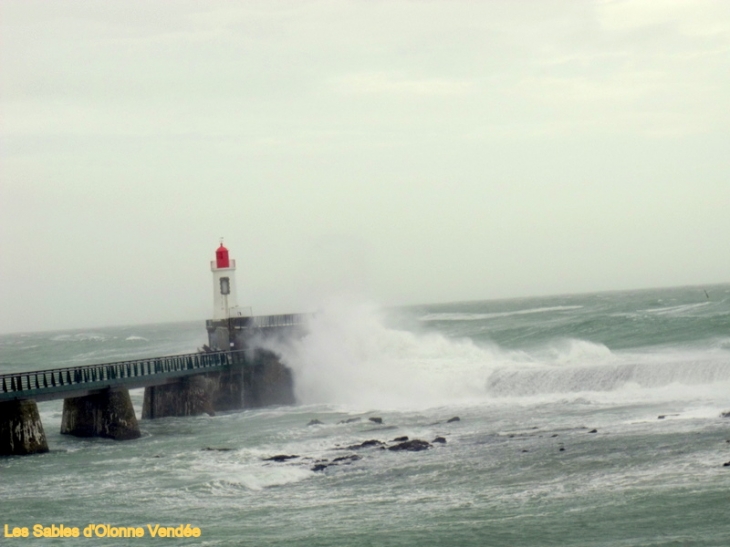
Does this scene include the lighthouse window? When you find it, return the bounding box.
[220,277,230,295]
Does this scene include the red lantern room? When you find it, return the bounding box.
[215,244,230,269]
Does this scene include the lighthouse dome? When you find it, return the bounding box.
[215,244,230,268]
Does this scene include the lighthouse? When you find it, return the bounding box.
[211,242,240,320]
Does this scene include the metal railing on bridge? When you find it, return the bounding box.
[0,350,242,401]
[206,313,308,331]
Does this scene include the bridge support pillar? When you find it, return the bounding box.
[0,399,49,456]
[61,388,141,440]
[142,376,218,419]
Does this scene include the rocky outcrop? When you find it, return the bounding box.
[346,439,385,450]
[264,454,299,462]
[388,439,431,452]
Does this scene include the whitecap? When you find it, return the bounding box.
[420,306,583,321]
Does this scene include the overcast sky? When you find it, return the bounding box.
[1,0,729,333]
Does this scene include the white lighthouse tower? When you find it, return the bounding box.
[211,242,240,320]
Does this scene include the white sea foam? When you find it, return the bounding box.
[208,466,313,491]
[50,333,109,342]
[638,302,710,315]
[258,300,508,409]
[125,335,149,341]
[419,306,583,321]
[257,298,730,411]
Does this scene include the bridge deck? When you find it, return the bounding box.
[0,350,244,403]
[1,313,310,404]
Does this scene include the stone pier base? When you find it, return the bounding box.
[142,375,218,419]
[244,349,296,408]
[141,349,295,418]
[61,388,141,440]
[0,399,49,456]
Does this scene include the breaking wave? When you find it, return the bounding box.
[259,300,730,410]
[419,306,583,321]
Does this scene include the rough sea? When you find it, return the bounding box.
[2,285,730,546]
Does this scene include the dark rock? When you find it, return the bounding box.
[333,454,362,463]
[724,461,730,467]
[432,436,446,444]
[522,449,528,453]
[447,416,461,423]
[264,454,299,462]
[588,429,598,433]
[392,436,409,442]
[311,464,328,472]
[388,439,431,452]
[369,417,383,424]
[307,419,324,426]
[203,447,234,452]
[658,415,666,419]
[346,439,384,450]
[559,447,565,452]
[338,417,361,424]
[551,434,559,438]
[721,411,730,418]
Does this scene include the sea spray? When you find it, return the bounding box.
[253,297,730,409]
[255,299,500,409]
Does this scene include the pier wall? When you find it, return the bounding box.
[1,315,305,455]
[141,365,246,419]
[206,319,299,409]
[61,388,141,440]
[0,399,49,456]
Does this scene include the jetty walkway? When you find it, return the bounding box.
[0,350,236,404]
[0,313,306,456]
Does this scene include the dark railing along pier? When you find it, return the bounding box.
[0,312,308,456]
[206,313,306,331]
[0,350,243,403]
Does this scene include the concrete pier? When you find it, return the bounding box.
[142,375,218,419]
[61,388,141,440]
[141,351,295,417]
[1,313,306,454]
[244,348,295,408]
[206,317,299,409]
[0,399,49,456]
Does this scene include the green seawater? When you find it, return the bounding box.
[2,285,730,546]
